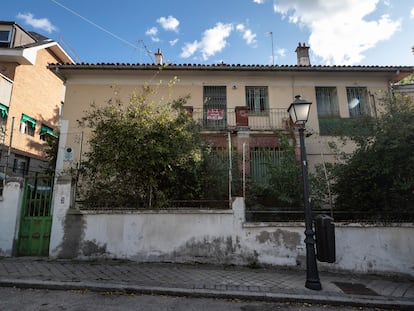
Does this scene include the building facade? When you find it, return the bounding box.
[0,21,73,180]
[49,45,411,185]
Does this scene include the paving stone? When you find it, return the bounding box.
[0,257,412,310]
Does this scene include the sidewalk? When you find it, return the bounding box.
[0,257,413,310]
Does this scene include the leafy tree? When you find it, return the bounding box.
[77,85,227,208]
[330,95,414,216]
[43,133,59,175]
[398,73,414,85]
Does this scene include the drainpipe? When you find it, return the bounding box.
[228,131,232,208]
[3,116,14,188]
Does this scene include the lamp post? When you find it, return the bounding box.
[287,95,322,291]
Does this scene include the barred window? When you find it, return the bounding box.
[246,86,268,114]
[203,86,227,129]
[203,86,226,108]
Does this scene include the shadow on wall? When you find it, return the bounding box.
[58,209,86,258]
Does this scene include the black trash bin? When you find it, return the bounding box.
[314,214,336,263]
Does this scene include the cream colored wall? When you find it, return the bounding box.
[303,77,390,168]
[5,48,64,158]
[60,69,391,168]
[0,62,18,81]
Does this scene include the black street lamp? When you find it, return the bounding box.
[287,95,322,291]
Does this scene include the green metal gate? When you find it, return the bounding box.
[17,175,54,256]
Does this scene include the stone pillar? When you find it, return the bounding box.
[49,175,74,257]
[0,180,23,256]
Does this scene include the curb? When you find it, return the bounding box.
[1,279,413,310]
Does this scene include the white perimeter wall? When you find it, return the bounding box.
[50,180,414,277]
[0,181,23,256]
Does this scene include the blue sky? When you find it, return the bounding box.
[2,0,414,66]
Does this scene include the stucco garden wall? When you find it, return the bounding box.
[0,180,23,256]
[50,178,414,277]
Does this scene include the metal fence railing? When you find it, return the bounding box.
[248,109,290,130]
[245,208,414,223]
[190,108,289,131]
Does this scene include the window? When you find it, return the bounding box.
[315,87,339,117]
[13,155,29,177]
[203,86,227,129]
[0,30,10,42]
[20,114,36,136]
[346,87,370,117]
[40,124,57,141]
[204,86,226,108]
[246,86,268,114]
[0,30,11,47]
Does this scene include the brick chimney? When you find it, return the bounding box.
[154,48,163,65]
[295,42,310,66]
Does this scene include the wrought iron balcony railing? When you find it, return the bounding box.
[187,107,290,131]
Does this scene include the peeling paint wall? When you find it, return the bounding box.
[78,210,240,264]
[328,225,414,275]
[243,227,304,267]
[50,179,414,277]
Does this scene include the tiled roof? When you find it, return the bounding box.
[47,63,413,83]
[48,62,413,72]
[28,31,51,43]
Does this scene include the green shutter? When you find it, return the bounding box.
[0,103,8,120]
[40,124,57,138]
[21,114,36,128]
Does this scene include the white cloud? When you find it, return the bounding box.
[276,48,286,57]
[169,38,179,46]
[236,24,257,46]
[410,8,414,19]
[145,27,158,36]
[181,41,200,58]
[273,0,401,65]
[181,23,233,60]
[16,12,57,33]
[253,0,266,3]
[145,27,160,42]
[157,16,180,32]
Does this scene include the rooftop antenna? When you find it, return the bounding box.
[137,40,154,63]
[267,32,274,65]
[59,35,81,63]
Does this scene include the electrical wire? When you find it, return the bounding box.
[49,0,154,62]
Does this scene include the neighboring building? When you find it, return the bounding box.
[48,44,412,183]
[393,83,414,102]
[0,21,73,179]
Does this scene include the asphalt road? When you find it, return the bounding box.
[0,287,397,311]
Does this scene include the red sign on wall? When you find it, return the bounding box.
[207,108,224,120]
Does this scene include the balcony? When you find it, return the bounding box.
[187,107,290,131]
